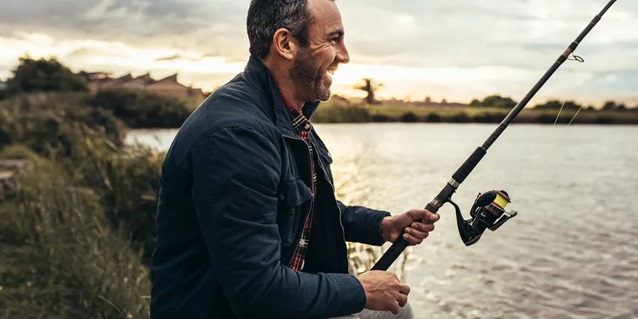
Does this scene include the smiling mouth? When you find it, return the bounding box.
[326,68,337,79]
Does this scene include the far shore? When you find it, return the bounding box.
[310,100,638,125]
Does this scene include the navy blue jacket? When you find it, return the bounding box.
[151,56,391,319]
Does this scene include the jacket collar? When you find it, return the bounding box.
[243,56,320,137]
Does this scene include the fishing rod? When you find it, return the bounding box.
[371,0,618,271]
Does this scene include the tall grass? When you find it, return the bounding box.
[0,93,157,318]
[0,155,151,319]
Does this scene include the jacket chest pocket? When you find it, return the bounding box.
[277,178,313,247]
[317,150,334,186]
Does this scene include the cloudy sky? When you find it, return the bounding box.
[0,0,636,106]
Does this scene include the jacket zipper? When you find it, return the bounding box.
[309,135,347,244]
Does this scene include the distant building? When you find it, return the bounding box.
[79,71,205,103]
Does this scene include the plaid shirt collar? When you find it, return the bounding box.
[280,93,312,138]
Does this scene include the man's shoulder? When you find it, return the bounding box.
[200,96,273,135]
[172,77,280,151]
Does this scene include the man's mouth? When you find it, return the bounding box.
[326,67,337,80]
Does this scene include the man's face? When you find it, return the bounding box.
[290,0,350,102]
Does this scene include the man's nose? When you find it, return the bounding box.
[337,42,350,64]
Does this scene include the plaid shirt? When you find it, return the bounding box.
[282,97,317,271]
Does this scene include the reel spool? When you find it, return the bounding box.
[449,190,518,246]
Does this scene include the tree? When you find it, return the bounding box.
[355,78,383,105]
[89,89,191,128]
[482,95,517,108]
[469,95,517,108]
[602,101,618,110]
[6,57,87,95]
[535,100,582,110]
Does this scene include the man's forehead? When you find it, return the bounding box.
[308,0,341,20]
[308,0,344,34]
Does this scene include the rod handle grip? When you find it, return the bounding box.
[370,236,409,271]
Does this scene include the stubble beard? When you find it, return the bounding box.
[290,49,331,102]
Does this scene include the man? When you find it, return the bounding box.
[150,0,439,318]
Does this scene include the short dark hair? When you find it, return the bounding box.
[247,0,315,59]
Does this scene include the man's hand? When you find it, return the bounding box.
[381,209,440,245]
[357,271,409,314]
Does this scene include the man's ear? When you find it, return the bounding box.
[272,28,297,60]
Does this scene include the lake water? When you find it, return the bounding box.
[127,123,638,319]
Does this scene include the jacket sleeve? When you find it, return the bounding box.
[337,201,391,246]
[192,126,366,319]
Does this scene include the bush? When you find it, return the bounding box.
[537,113,559,124]
[0,93,127,151]
[473,112,504,123]
[399,112,419,122]
[425,113,441,122]
[0,107,126,158]
[448,112,470,123]
[595,116,614,124]
[90,89,192,128]
[5,57,88,96]
[370,114,392,122]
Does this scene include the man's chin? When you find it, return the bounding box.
[308,95,331,103]
[306,83,331,102]
[317,87,331,102]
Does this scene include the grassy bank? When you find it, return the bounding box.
[0,151,152,318]
[0,93,161,318]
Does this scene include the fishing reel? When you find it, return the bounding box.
[448,190,518,246]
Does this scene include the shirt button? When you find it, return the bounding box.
[304,124,310,130]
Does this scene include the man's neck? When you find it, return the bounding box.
[262,57,304,111]
[278,86,304,111]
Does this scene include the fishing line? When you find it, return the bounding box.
[568,105,585,126]
[554,101,567,126]
[554,53,585,126]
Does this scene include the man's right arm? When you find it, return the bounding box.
[191,126,365,319]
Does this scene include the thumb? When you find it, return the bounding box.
[405,209,427,221]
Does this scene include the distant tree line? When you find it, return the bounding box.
[469,94,637,111]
